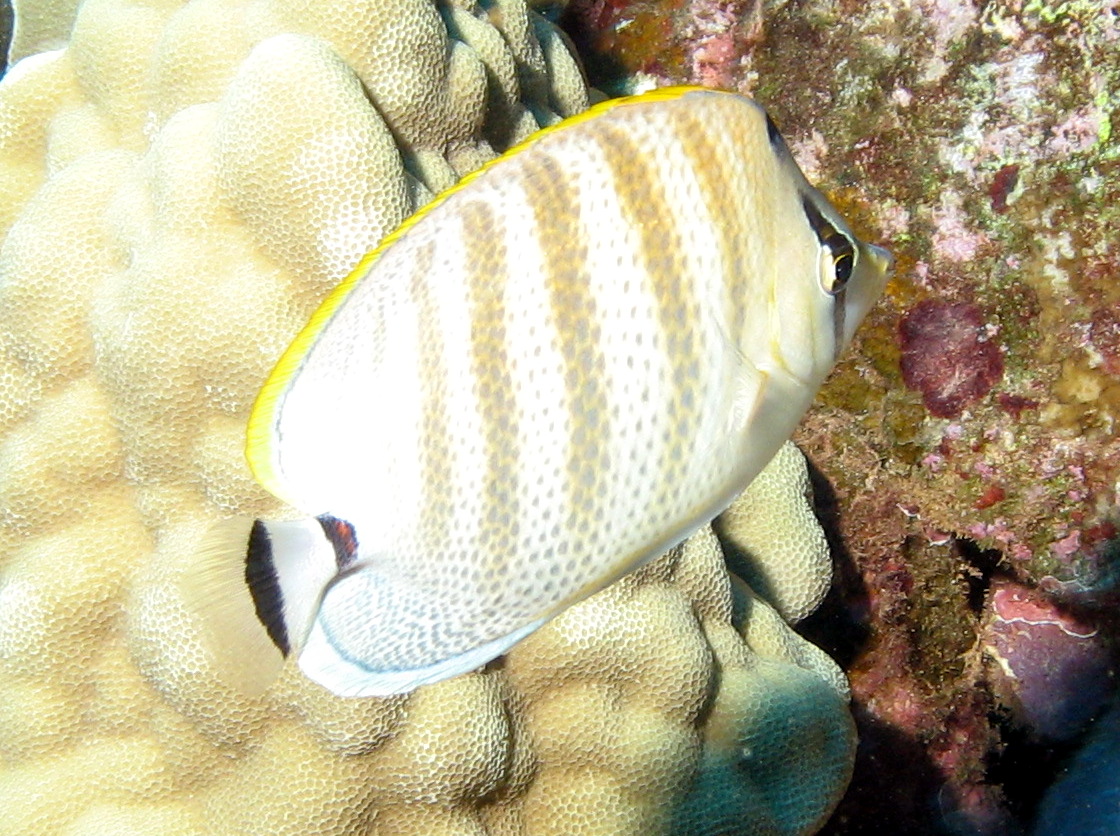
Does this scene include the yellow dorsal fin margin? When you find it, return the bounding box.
[245,85,713,497]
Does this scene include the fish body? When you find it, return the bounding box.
[217,87,890,697]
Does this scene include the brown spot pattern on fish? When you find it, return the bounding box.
[672,106,750,340]
[460,199,521,594]
[232,87,893,696]
[518,150,610,595]
[411,239,456,563]
[592,117,702,527]
[679,100,778,356]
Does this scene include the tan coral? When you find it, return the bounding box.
[717,441,833,623]
[0,1,854,834]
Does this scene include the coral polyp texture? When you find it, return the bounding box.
[0,1,856,834]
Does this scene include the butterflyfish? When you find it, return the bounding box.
[190,86,892,698]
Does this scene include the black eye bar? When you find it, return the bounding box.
[800,194,833,240]
[801,195,857,291]
[765,113,783,148]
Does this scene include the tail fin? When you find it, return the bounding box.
[244,516,344,655]
[179,515,342,696]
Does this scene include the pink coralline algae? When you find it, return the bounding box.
[899,300,1004,418]
[561,0,763,91]
[930,195,990,263]
[987,164,1019,213]
[981,579,1113,742]
[1088,308,1120,378]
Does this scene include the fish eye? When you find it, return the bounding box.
[801,195,856,295]
[825,231,856,293]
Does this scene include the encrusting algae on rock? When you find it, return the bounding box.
[0,0,870,834]
[660,2,1119,832]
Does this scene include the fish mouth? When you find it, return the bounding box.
[866,243,895,279]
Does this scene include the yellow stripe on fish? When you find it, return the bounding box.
[200,86,891,698]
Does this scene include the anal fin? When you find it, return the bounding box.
[298,614,549,697]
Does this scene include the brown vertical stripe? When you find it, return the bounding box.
[591,118,701,502]
[517,150,611,552]
[670,106,752,346]
[459,199,521,572]
[411,240,456,542]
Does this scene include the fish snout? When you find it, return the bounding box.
[867,243,894,278]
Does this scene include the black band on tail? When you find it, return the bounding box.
[245,520,290,655]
